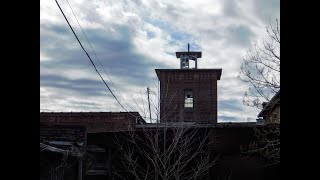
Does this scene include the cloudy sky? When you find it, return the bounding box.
[40,0,279,122]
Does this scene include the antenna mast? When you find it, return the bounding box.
[175,43,202,69]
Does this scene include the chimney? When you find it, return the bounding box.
[262,102,268,108]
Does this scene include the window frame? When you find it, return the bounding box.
[184,89,193,108]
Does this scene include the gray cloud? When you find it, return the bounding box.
[41,74,110,97]
[227,25,255,47]
[223,0,241,17]
[254,0,280,21]
[41,23,160,87]
[218,99,244,112]
[41,0,279,122]
[218,115,237,122]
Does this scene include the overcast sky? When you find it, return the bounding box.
[40,0,279,122]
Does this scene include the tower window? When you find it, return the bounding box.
[184,89,193,108]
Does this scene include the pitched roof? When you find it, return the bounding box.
[258,90,280,118]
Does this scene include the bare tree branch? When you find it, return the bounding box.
[238,18,280,109]
[114,121,219,180]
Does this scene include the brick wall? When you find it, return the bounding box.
[266,105,280,124]
[156,69,221,123]
[40,112,143,133]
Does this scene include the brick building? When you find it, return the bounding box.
[41,113,279,180]
[258,90,280,124]
[156,45,222,123]
[40,112,145,180]
[40,112,145,133]
[40,45,279,180]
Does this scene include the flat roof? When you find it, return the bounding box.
[135,122,266,129]
[40,112,146,133]
[155,68,222,80]
[176,51,202,58]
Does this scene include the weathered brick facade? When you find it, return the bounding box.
[40,112,145,133]
[155,69,222,123]
[265,105,280,124]
[258,90,280,124]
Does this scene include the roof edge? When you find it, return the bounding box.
[155,68,222,80]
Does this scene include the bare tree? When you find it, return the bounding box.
[238,19,280,109]
[114,121,219,180]
[240,124,280,166]
[114,84,219,180]
[40,143,86,179]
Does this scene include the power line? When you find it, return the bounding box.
[55,0,160,122]
[54,0,127,112]
[65,0,136,112]
[55,1,160,122]
[147,87,152,122]
[51,1,260,122]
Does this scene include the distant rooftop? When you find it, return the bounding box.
[258,89,280,118]
[40,112,145,133]
[136,122,264,129]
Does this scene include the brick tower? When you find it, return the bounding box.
[155,44,222,123]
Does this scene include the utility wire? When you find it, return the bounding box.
[55,0,160,122]
[56,0,248,123]
[58,0,229,122]
[65,0,136,112]
[54,0,127,111]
